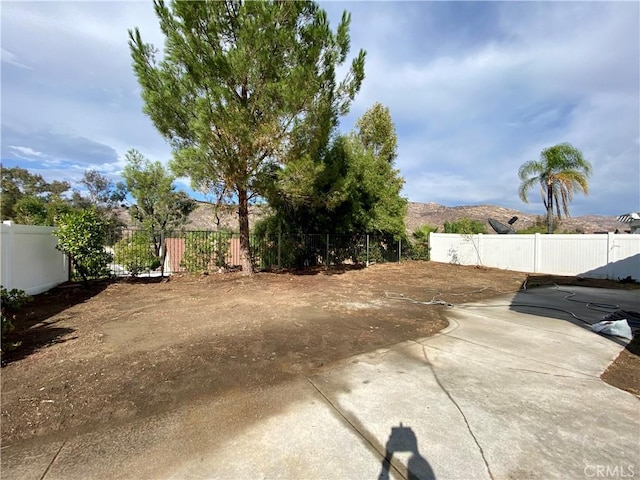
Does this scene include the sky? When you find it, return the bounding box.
[1,1,639,217]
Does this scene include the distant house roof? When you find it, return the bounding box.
[617,212,640,234]
[617,212,640,224]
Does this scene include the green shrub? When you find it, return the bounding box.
[518,215,559,234]
[54,208,113,284]
[1,287,32,352]
[353,237,399,264]
[355,241,383,264]
[181,231,230,274]
[113,231,161,276]
[409,224,437,260]
[443,218,486,234]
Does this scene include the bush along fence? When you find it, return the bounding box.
[103,229,429,277]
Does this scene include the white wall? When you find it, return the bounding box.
[430,233,640,280]
[0,222,69,295]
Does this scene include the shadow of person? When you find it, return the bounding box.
[378,423,435,480]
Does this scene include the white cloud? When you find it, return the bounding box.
[338,1,639,215]
[8,146,45,158]
[1,48,32,69]
[6,145,65,167]
[1,1,638,216]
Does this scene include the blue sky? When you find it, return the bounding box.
[2,1,638,217]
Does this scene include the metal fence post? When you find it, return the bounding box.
[366,234,370,267]
[326,234,330,267]
[398,238,401,262]
[160,230,165,277]
[277,230,281,270]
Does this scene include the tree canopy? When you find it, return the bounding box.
[258,103,407,237]
[70,169,128,232]
[1,166,72,225]
[122,149,195,234]
[129,0,366,274]
[122,149,196,272]
[354,102,397,164]
[1,166,129,227]
[518,143,592,234]
[74,170,126,211]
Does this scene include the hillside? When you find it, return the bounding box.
[118,201,627,234]
[405,202,626,234]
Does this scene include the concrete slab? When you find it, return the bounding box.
[2,287,638,480]
[308,346,491,480]
[2,380,401,480]
[439,307,622,378]
[468,286,639,341]
[161,381,394,479]
[1,440,66,480]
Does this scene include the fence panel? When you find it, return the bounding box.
[107,229,429,276]
[429,234,479,266]
[108,228,163,277]
[481,235,535,272]
[108,229,240,276]
[0,222,69,294]
[608,235,640,280]
[537,235,608,276]
[0,224,430,292]
[429,232,640,280]
[329,234,365,265]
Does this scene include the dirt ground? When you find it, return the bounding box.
[601,336,640,397]
[1,262,637,446]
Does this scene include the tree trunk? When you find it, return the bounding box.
[546,184,554,235]
[238,188,254,275]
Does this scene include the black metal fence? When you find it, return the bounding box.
[104,229,429,277]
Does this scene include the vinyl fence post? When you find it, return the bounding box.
[366,234,370,267]
[533,233,541,273]
[2,221,14,290]
[326,233,330,267]
[607,232,615,280]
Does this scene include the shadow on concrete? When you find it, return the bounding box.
[508,284,639,348]
[378,423,435,480]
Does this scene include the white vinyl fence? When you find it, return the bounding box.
[430,233,640,280]
[0,222,69,295]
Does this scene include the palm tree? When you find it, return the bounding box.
[411,224,438,260]
[518,143,592,234]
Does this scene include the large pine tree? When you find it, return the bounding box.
[129,0,365,274]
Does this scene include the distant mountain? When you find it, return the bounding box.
[184,202,265,230]
[117,201,628,234]
[406,202,627,234]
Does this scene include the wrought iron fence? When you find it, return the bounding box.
[104,228,429,277]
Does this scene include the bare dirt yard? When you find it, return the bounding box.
[2,262,637,446]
